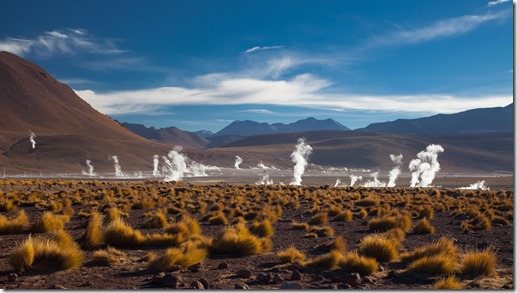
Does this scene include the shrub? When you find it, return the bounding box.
[331,236,347,253]
[81,211,104,249]
[400,236,457,263]
[357,209,368,219]
[309,226,334,237]
[309,212,328,225]
[141,212,168,229]
[491,216,509,226]
[277,246,306,264]
[304,250,343,269]
[471,214,491,231]
[210,224,266,256]
[0,210,30,234]
[208,212,228,225]
[303,232,318,238]
[358,234,398,262]
[291,222,309,230]
[413,218,436,235]
[368,216,397,232]
[383,228,405,243]
[31,212,69,233]
[434,276,462,289]
[418,206,434,219]
[332,210,353,222]
[92,247,127,266]
[459,248,497,278]
[8,233,83,272]
[338,251,379,276]
[104,218,146,248]
[148,245,207,271]
[0,199,16,212]
[408,254,455,275]
[249,219,274,237]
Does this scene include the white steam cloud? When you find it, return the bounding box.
[290,138,313,186]
[111,155,123,177]
[387,154,403,187]
[81,159,96,177]
[409,144,444,187]
[334,179,342,187]
[459,180,490,190]
[362,171,386,187]
[234,155,243,169]
[256,172,273,185]
[162,146,187,182]
[152,154,160,176]
[29,130,36,149]
[349,175,363,187]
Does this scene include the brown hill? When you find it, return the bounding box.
[121,122,209,149]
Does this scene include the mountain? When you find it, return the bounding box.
[359,104,513,135]
[0,51,178,173]
[214,130,512,174]
[213,117,350,137]
[122,122,209,149]
[194,130,214,138]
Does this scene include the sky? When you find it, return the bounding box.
[0,0,513,132]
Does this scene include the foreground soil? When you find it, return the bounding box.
[0,180,513,289]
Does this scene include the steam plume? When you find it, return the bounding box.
[29,130,36,149]
[290,138,313,186]
[409,144,444,187]
[234,155,243,169]
[349,175,362,187]
[387,154,403,187]
[152,155,160,176]
[112,155,123,177]
[256,172,273,185]
[459,180,489,190]
[334,179,341,187]
[162,146,187,181]
[362,171,386,187]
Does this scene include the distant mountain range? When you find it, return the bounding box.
[121,122,209,149]
[359,104,513,135]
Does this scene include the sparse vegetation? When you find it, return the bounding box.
[276,246,306,264]
[459,248,497,278]
[358,234,399,262]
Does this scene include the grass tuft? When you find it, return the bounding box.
[358,234,399,262]
[434,276,462,289]
[413,218,436,235]
[338,251,379,276]
[408,254,455,275]
[276,246,306,264]
[459,248,497,278]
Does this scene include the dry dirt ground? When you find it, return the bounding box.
[0,179,513,289]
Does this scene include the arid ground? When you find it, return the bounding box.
[0,179,513,289]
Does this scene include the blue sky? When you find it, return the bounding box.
[0,0,513,132]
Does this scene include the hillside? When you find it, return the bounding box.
[359,104,513,135]
[122,122,209,149]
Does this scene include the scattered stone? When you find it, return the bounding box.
[150,272,166,285]
[378,265,384,272]
[363,275,377,284]
[256,272,272,283]
[190,280,205,289]
[339,283,352,289]
[188,263,202,273]
[49,284,66,289]
[162,274,182,289]
[217,262,229,269]
[272,274,284,284]
[236,269,252,278]
[335,273,361,286]
[234,283,249,289]
[312,274,324,281]
[290,270,303,281]
[7,273,18,282]
[281,281,303,289]
[169,265,182,272]
[502,282,513,289]
[199,278,210,289]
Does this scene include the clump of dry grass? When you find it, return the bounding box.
[276,246,306,264]
[338,251,379,276]
[148,242,207,271]
[407,254,455,275]
[418,206,434,219]
[210,223,269,256]
[332,210,353,222]
[104,218,146,247]
[141,211,168,229]
[8,232,84,272]
[400,236,457,263]
[434,276,462,289]
[357,209,368,219]
[249,219,274,237]
[459,248,497,278]
[31,212,69,233]
[92,247,127,266]
[368,215,411,232]
[0,199,16,212]
[291,222,309,230]
[304,250,343,269]
[413,218,436,235]
[0,210,30,234]
[309,212,328,225]
[207,211,228,225]
[81,211,104,249]
[358,234,398,262]
[309,225,334,237]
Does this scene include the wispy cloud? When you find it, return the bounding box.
[0,28,124,58]
[367,10,510,47]
[57,77,97,86]
[240,109,278,115]
[487,0,510,7]
[76,72,511,116]
[244,46,283,54]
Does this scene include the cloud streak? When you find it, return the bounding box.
[244,46,283,54]
[0,28,124,57]
[487,0,510,7]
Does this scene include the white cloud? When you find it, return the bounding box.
[369,10,510,47]
[244,46,283,54]
[241,109,278,115]
[75,73,511,116]
[0,28,124,57]
[487,0,510,7]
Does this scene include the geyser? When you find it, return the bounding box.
[29,130,36,149]
[290,138,313,186]
[162,146,187,182]
[81,159,96,177]
[409,144,444,187]
[152,155,160,176]
[387,154,403,187]
[111,155,123,177]
[234,155,243,169]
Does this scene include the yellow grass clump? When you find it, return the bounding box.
[104,218,146,247]
[304,250,343,269]
[413,218,436,235]
[309,225,334,237]
[408,254,455,275]
[276,246,306,264]
[0,210,30,234]
[400,236,457,263]
[459,248,497,278]
[81,211,104,249]
[92,246,127,266]
[249,219,274,237]
[31,212,69,233]
[210,223,269,256]
[148,243,207,271]
[358,234,399,263]
[141,212,168,229]
[309,212,328,225]
[434,276,462,289]
[338,251,379,276]
[291,222,309,230]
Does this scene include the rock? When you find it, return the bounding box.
[234,284,249,289]
[272,274,284,284]
[312,274,324,281]
[217,262,229,269]
[188,263,202,273]
[149,272,166,285]
[199,278,210,289]
[337,273,362,286]
[290,270,303,281]
[363,275,377,284]
[339,283,352,289]
[236,269,252,278]
[162,274,182,288]
[49,284,66,289]
[256,272,272,283]
[7,273,18,282]
[168,265,182,272]
[190,280,205,289]
[378,265,384,272]
[281,281,303,289]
